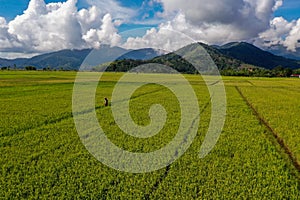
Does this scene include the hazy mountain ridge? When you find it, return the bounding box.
[0,49,92,70]
[118,48,166,61]
[264,44,300,61]
[216,42,300,69]
[1,42,300,71]
[0,47,165,70]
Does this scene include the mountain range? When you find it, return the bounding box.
[1,42,300,71]
[265,44,300,61]
[215,42,300,69]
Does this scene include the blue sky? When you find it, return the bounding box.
[0,0,298,24]
[0,0,163,23]
[0,1,93,21]
[0,0,164,35]
[0,0,299,58]
[274,0,300,21]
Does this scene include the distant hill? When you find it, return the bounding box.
[217,42,300,69]
[264,44,300,61]
[118,48,166,61]
[0,47,166,70]
[0,49,92,70]
[149,42,243,73]
[102,43,244,74]
[1,42,300,71]
[103,42,300,73]
[84,47,167,71]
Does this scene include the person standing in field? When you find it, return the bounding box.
[104,98,109,107]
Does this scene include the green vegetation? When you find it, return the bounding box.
[25,66,37,71]
[1,71,300,198]
[237,77,300,161]
[92,45,300,77]
[221,65,297,77]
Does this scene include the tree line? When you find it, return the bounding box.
[221,66,299,77]
[2,60,300,78]
[93,58,300,78]
[1,65,75,71]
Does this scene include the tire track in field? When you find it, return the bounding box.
[235,86,300,173]
[246,80,255,86]
[144,98,212,199]
[209,80,220,86]
[1,88,165,138]
[73,87,165,116]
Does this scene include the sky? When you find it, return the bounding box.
[0,0,299,58]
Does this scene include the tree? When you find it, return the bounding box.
[293,68,300,74]
[25,66,37,71]
[272,66,292,77]
[284,68,293,77]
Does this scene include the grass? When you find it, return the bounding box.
[1,71,300,199]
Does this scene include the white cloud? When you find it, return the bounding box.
[284,19,300,51]
[160,0,278,35]
[123,0,300,53]
[0,52,39,59]
[273,0,283,11]
[82,13,121,48]
[255,17,295,46]
[0,17,22,52]
[86,0,136,22]
[122,9,267,51]
[123,13,201,51]
[255,17,300,52]
[77,6,103,34]
[8,0,86,52]
[0,0,299,58]
[0,0,124,56]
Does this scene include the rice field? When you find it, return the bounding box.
[1,71,300,199]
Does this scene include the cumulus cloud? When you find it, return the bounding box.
[123,14,200,51]
[8,0,85,52]
[273,0,283,11]
[255,17,295,46]
[0,0,300,58]
[284,19,300,51]
[82,13,121,48]
[0,17,15,50]
[255,17,300,52]
[123,0,292,50]
[161,0,281,37]
[0,0,124,56]
[77,6,103,34]
[86,0,135,22]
